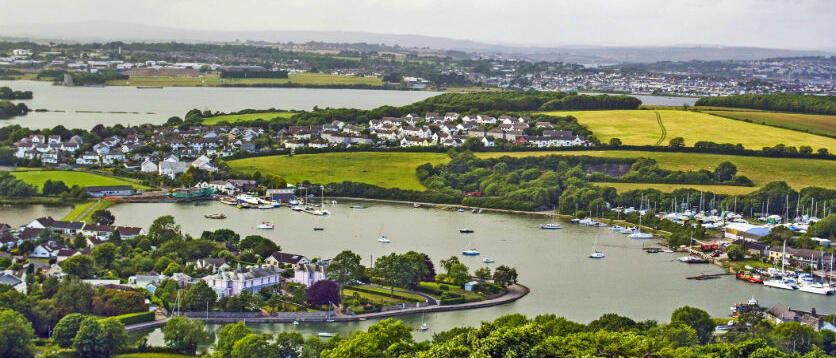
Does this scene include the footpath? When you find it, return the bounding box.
[125,284,529,330]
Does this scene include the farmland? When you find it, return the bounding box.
[105,72,383,87]
[11,170,152,191]
[226,150,836,192]
[202,111,296,125]
[225,152,450,191]
[538,109,836,150]
[699,109,836,138]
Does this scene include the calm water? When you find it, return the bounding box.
[582,92,699,106]
[0,204,70,227]
[109,200,832,342]
[0,80,442,129]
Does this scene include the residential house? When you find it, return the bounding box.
[265,252,309,267]
[203,265,283,297]
[292,263,327,287]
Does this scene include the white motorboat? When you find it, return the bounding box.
[350,205,366,209]
[611,225,624,231]
[570,218,580,224]
[461,249,480,256]
[317,332,334,338]
[629,232,654,239]
[589,251,605,259]
[540,223,562,230]
[289,199,299,206]
[620,227,638,234]
[237,194,260,205]
[763,278,798,290]
[798,282,835,295]
[482,258,495,263]
[378,235,391,243]
[255,222,274,229]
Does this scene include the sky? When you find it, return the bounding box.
[0,0,834,49]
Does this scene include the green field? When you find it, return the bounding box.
[11,170,152,191]
[106,73,383,87]
[701,110,836,138]
[539,109,836,150]
[226,151,836,193]
[202,111,296,125]
[226,152,450,191]
[115,354,196,358]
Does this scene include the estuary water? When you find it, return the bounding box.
[109,200,832,341]
[0,80,442,129]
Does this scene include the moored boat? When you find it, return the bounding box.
[540,223,562,230]
[378,235,391,243]
[459,228,475,233]
[461,249,480,256]
[255,222,274,229]
[482,258,495,263]
[204,213,226,219]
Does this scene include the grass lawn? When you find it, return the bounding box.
[343,288,422,305]
[591,182,758,195]
[11,170,153,191]
[80,199,116,223]
[62,200,95,221]
[481,151,836,190]
[107,73,383,87]
[538,109,836,150]
[202,111,296,125]
[225,152,450,191]
[701,110,836,138]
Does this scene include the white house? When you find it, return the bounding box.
[292,263,327,287]
[202,265,283,298]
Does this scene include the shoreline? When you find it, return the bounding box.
[126,284,529,332]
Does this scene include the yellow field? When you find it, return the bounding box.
[480,151,836,190]
[701,110,836,138]
[539,109,836,150]
[106,72,383,87]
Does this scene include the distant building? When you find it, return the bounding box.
[85,185,135,197]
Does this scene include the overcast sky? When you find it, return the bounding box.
[1,0,834,49]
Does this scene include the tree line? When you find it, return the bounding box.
[0,86,33,100]
[695,94,836,115]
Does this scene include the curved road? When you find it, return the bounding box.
[125,284,529,330]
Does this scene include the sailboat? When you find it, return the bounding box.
[628,212,653,239]
[255,222,274,229]
[417,312,429,331]
[798,251,835,295]
[541,206,562,229]
[378,235,391,243]
[589,236,605,259]
[763,241,798,290]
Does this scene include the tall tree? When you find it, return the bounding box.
[670,306,714,344]
[182,280,217,311]
[326,250,365,301]
[0,309,35,358]
[161,316,211,355]
[214,322,252,357]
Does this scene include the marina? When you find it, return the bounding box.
[107,199,834,341]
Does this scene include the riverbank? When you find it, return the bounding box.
[126,284,529,332]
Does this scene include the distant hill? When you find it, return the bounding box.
[1,21,832,64]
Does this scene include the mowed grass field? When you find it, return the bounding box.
[106,73,383,87]
[226,152,450,191]
[700,110,836,138]
[538,109,836,150]
[11,170,152,191]
[202,111,296,125]
[226,151,836,193]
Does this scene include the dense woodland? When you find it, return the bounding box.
[0,100,28,119]
[695,94,836,115]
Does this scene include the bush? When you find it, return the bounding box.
[440,297,465,305]
[109,311,155,325]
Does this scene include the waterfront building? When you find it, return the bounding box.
[203,265,283,298]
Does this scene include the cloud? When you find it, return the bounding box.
[0,0,833,49]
